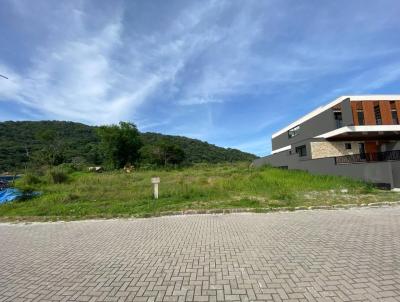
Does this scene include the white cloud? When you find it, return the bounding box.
[1,0,400,154]
[178,96,223,106]
[1,16,130,123]
[0,2,192,124]
[171,1,400,107]
[352,64,400,91]
[0,65,23,98]
[3,0,399,120]
[313,62,400,105]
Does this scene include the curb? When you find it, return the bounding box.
[157,201,400,217]
[2,201,400,223]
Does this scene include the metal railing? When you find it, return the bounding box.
[335,150,400,164]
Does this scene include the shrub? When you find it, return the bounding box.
[23,173,42,185]
[57,158,88,172]
[56,163,76,173]
[70,156,88,170]
[47,169,69,184]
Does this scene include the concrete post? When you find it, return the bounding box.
[151,177,160,199]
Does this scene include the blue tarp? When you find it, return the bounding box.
[0,176,19,182]
[0,176,40,204]
[0,188,23,204]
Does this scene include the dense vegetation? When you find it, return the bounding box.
[0,121,257,172]
[0,163,396,221]
[96,122,143,169]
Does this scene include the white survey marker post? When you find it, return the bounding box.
[151,177,160,199]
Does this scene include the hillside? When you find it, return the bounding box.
[0,121,257,171]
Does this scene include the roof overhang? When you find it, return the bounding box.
[315,125,400,140]
[271,145,291,154]
[272,95,400,139]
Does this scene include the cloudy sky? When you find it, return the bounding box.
[1,0,400,155]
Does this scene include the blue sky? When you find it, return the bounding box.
[1,0,400,156]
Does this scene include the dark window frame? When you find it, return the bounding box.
[357,110,365,125]
[345,143,352,150]
[288,125,300,138]
[295,145,307,157]
[391,109,399,124]
[333,110,343,128]
[374,104,382,125]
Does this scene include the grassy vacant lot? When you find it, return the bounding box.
[0,162,398,220]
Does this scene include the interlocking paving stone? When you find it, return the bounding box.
[1,207,400,301]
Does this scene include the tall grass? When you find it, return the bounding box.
[0,162,395,220]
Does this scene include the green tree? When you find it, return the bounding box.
[96,122,142,169]
[140,141,185,167]
[32,130,65,166]
[84,143,103,165]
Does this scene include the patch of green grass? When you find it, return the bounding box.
[0,162,397,220]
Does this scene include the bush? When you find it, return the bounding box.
[57,163,78,174]
[47,169,69,184]
[61,157,88,172]
[23,172,42,185]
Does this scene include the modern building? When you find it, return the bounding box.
[253,95,400,189]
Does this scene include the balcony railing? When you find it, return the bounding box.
[335,150,400,164]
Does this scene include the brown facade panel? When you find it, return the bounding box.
[379,101,392,124]
[365,141,378,154]
[362,101,376,125]
[351,102,359,125]
[396,101,400,120]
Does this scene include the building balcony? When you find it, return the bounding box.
[335,150,400,164]
[315,125,400,141]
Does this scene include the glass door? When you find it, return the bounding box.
[358,143,366,160]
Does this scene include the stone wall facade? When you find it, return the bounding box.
[310,141,361,159]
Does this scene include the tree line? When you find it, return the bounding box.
[0,121,257,171]
[97,122,185,169]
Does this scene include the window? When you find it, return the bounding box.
[345,143,352,150]
[392,110,399,124]
[295,145,307,157]
[288,125,300,138]
[358,143,366,160]
[357,110,365,125]
[333,111,343,128]
[374,104,382,125]
[391,102,398,124]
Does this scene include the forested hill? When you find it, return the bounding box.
[0,121,257,171]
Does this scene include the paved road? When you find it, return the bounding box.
[1,208,400,302]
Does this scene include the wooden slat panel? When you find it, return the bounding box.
[379,101,392,124]
[365,141,378,154]
[396,101,400,123]
[362,101,376,125]
[351,102,359,125]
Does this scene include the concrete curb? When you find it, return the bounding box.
[2,201,400,223]
[157,201,400,217]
